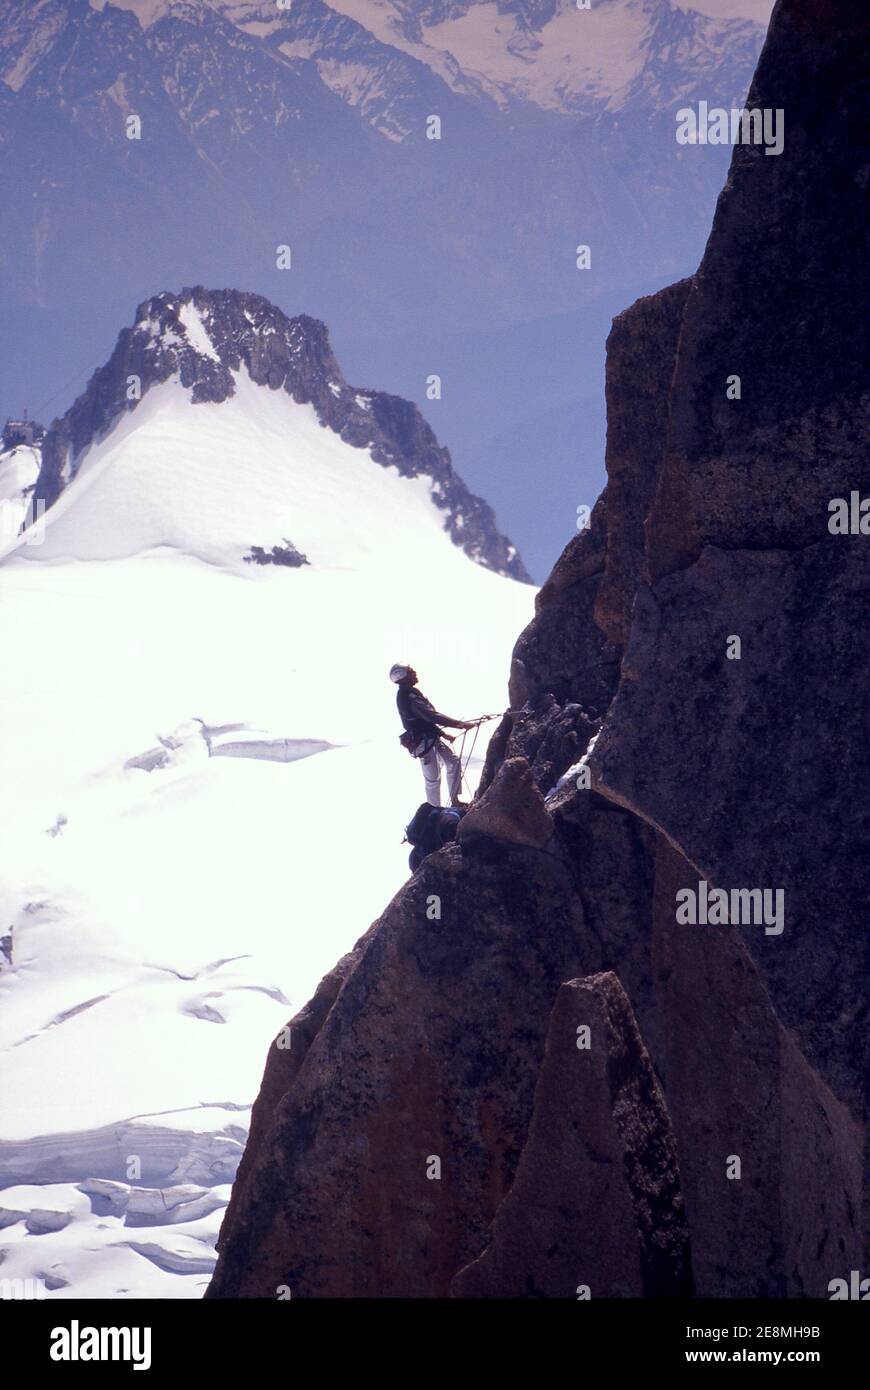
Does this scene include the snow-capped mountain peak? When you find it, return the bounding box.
[69,0,770,120]
[23,287,528,579]
[279,0,766,115]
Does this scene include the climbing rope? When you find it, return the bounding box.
[455,713,501,801]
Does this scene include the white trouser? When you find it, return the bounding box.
[419,738,462,807]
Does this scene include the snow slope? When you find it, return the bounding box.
[13,371,479,570]
[0,365,534,1298]
[323,0,773,112]
[325,0,648,111]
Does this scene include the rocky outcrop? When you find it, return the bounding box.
[457,756,554,849]
[209,807,600,1298]
[593,278,691,646]
[243,540,309,569]
[475,499,615,801]
[589,0,870,1113]
[33,287,529,582]
[509,495,616,717]
[649,838,863,1298]
[211,939,371,1290]
[208,0,869,1299]
[644,0,870,581]
[591,542,870,1113]
[451,972,693,1299]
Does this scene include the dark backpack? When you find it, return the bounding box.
[405,801,465,870]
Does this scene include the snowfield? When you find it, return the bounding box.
[0,367,534,1298]
[0,442,41,545]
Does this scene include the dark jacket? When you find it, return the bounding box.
[397,686,464,743]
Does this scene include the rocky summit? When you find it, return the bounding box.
[207,0,870,1299]
[33,286,528,580]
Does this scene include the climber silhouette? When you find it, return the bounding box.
[390,663,476,807]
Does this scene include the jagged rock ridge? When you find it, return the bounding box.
[0,0,766,307]
[33,286,529,580]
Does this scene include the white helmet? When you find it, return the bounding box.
[389,663,411,683]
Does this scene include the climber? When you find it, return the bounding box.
[390,663,478,807]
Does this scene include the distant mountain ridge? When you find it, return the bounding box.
[0,0,766,313]
[32,286,530,579]
[322,0,765,117]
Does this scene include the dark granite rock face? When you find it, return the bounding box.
[33,287,530,581]
[480,495,617,799]
[208,807,599,1298]
[594,278,692,647]
[589,0,870,1115]
[592,541,870,1112]
[212,936,373,1293]
[649,837,863,1298]
[208,0,868,1300]
[585,0,870,1282]
[644,0,870,583]
[451,972,693,1299]
[509,497,619,719]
